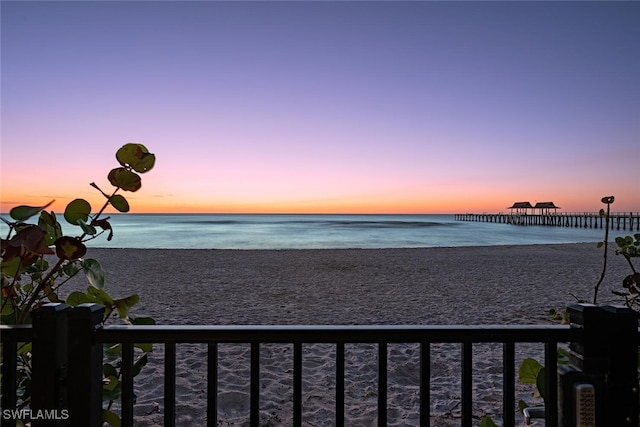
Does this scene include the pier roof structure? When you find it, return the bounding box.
[507,202,533,213]
[533,202,560,214]
[507,201,560,214]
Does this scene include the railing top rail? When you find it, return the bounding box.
[0,324,33,341]
[89,323,579,344]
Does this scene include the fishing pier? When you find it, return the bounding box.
[455,201,639,231]
[454,211,640,231]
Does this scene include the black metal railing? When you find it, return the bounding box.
[1,303,638,427]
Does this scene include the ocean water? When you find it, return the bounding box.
[32,213,624,250]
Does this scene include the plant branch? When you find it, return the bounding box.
[593,199,612,304]
[19,257,65,323]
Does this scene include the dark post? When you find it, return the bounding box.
[66,303,105,427]
[560,304,639,426]
[31,303,70,427]
[1,336,18,415]
[600,305,639,426]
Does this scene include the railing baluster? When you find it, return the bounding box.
[250,342,260,425]
[121,342,134,427]
[378,342,387,427]
[502,341,515,426]
[461,342,472,427]
[545,341,558,427]
[420,341,430,427]
[207,342,218,427]
[164,342,176,427]
[1,341,18,414]
[336,342,345,427]
[293,342,302,426]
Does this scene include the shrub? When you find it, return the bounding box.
[1,143,156,424]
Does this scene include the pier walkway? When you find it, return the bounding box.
[454,212,640,231]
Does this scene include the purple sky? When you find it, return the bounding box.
[2,1,639,213]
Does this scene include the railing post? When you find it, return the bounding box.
[67,303,105,427]
[31,303,70,427]
[561,304,639,426]
[601,305,639,426]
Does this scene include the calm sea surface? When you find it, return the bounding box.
[36,213,624,249]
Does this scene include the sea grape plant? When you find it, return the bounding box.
[594,195,640,310]
[612,233,640,310]
[1,143,156,424]
[514,195,640,421]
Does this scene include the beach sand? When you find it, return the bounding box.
[65,243,630,426]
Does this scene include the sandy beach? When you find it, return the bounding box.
[65,243,630,426]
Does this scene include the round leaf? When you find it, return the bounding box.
[108,167,142,192]
[82,258,105,289]
[65,291,93,306]
[116,143,156,173]
[518,358,542,384]
[64,199,92,225]
[54,236,87,260]
[109,194,130,212]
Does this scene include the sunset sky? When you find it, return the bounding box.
[1,1,639,214]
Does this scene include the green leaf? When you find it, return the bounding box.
[558,347,570,365]
[102,409,121,426]
[103,375,120,392]
[66,291,93,306]
[518,400,529,412]
[38,211,63,246]
[135,342,153,353]
[115,294,140,319]
[109,194,130,212]
[536,367,546,401]
[103,363,118,378]
[1,299,16,316]
[9,201,54,221]
[131,316,156,325]
[116,143,156,173]
[94,218,114,241]
[519,358,543,384]
[64,198,92,225]
[87,286,114,306]
[108,167,142,192]
[480,416,498,427]
[62,260,81,276]
[132,353,148,377]
[54,236,87,260]
[78,218,97,235]
[82,258,105,289]
[104,343,122,359]
[2,257,23,277]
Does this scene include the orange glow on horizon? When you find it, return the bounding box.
[2,188,637,216]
